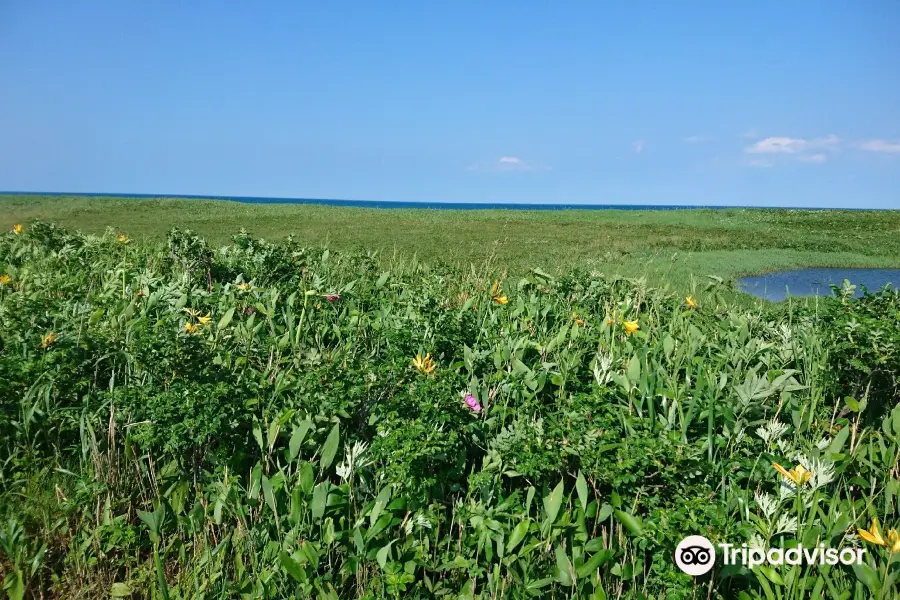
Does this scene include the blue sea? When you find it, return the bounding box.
[3,192,741,211]
[2,192,884,211]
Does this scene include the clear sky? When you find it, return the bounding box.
[1,1,898,208]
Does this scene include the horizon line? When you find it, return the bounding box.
[1,190,896,211]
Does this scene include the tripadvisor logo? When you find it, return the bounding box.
[675,535,865,576]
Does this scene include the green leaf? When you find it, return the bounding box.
[311,482,328,521]
[279,551,307,583]
[851,563,881,594]
[370,485,392,527]
[627,354,641,383]
[662,334,674,357]
[543,480,565,526]
[319,423,340,471]
[217,306,235,331]
[261,476,277,515]
[507,520,530,555]
[110,582,132,597]
[376,541,395,569]
[613,510,643,537]
[299,463,314,495]
[827,425,851,457]
[375,272,389,289]
[576,471,589,511]
[596,503,614,523]
[757,565,784,586]
[525,578,552,591]
[554,545,573,586]
[5,571,23,600]
[576,550,615,578]
[289,420,312,462]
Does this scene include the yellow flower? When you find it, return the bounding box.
[40,332,57,348]
[686,295,698,309]
[237,283,250,291]
[184,322,199,334]
[858,518,886,547]
[412,353,436,375]
[573,312,584,326]
[0,274,10,285]
[183,308,200,318]
[887,529,900,553]
[117,234,130,244]
[772,462,812,486]
[13,224,23,234]
[489,280,508,305]
[197,313,212,326]
[622,320,639,335]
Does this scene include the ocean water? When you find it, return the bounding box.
[3,191,734,211]
[738,268,900,301]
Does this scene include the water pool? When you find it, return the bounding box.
[738,268,900,301]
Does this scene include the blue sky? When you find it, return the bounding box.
[1,1,898,208]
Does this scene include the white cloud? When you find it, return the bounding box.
[745,135,839,155]
[857,139,900,153]
[632,140,645,153]
[468,156,550,172]
[742,134,838,165]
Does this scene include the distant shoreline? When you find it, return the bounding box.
[2,191,892,211]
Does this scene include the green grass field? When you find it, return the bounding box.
[2,211,900,598]
[3,195,900,291]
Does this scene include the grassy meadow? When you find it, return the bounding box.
[1,200,900,599]
[3,195,900,291]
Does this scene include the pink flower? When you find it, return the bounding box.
[464,393,482,413]
[325,294,341,302]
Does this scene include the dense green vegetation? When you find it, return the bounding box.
[2,195,900,290]
[1,222,899,599]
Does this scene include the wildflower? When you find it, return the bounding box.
[622,320,640,335]
[117,234,130,244]
[888,529,900,553]
[464,393,482,413]
[0,274,10,285]
[237,282,250,291]
[490,280,508,305]
[858,518,886,547]
[40,332,57,348]
[184,322,199,334]
[573,312,584,326]
[324,293,341,302]
[183,308,200,318]
[686,295,699,309]
[412,353,436,375]
[246,306,255,315]
[773,462,812,486]
[13,224,23,234]
[197,313,212,326]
